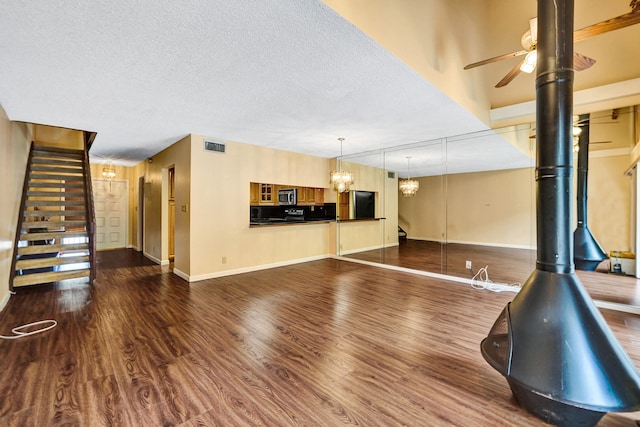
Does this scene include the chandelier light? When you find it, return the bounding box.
[330,137,354,193]
[102,166,116,180]
[399,156,419,197]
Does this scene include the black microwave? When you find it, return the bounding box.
[278,188,297,206]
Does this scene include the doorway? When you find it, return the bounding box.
[168,167,175,261]
[94,179,128,250]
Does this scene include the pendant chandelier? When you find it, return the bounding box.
[330,137,354,193]
[399,156,419,197]
[102,162,116,192]
[102,165,116,180]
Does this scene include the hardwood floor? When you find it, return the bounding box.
[345,239,537,284]
[346,239,640,307]
[1,249,640,426]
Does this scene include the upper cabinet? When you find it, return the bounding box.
[250,182,325,206]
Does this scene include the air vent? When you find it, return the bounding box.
[388,171,396,179]
[204,140,226,153]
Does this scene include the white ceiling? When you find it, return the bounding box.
[0,1,638,178]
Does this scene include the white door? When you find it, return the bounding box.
[94,179,128,250]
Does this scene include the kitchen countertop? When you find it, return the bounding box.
[249,218,335,227]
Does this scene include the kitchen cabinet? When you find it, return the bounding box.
[250,182,260,205]
[296,187,324,206]
[338,191,349,220]
[296,187,307,204]
[250,182,325,206]
[313,188,324,205]
[260,184,275,205]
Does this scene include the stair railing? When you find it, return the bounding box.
[82,133,97,283]
[9,141,36,291]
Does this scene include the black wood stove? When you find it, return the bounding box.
[481,1,640,425]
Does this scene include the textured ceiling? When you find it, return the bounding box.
[0,0,488,170]
[0,1,637,178]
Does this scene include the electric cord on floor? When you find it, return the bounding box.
[469,266,521,293]
[0,319,57,340]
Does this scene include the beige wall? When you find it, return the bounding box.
[34,124,84,149]
[0,106,32,307]
[322,0,491,124]
[188,135,332,280]
[398,174,446,242]
[400,168,536,248]
[398,151,631,254]
[144,135,191,274]
[446,168,536,248]
[588,154,631,252]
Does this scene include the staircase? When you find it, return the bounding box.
[11,144,95,289]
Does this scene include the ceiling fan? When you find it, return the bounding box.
[528,114,615,149]
[464,1,640,88]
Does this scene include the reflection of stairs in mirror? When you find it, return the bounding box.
[12,145,92,288]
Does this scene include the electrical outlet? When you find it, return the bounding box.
[466,260,472,269]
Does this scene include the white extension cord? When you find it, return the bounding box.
[0,319,57,340]
[470,266,522,293]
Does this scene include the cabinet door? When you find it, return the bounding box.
[314,188,324,205]
[250,182,260,205]
[305,187,315,204]
[296,186,307,205]
[260,184,274,205]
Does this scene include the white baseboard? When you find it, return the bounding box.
[173,268,189,282]
[185,254,331,282]
[0,291,11,313]
[143,251,163,265]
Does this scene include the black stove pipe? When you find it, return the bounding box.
[480,1,640,425]
[574,113,608,270]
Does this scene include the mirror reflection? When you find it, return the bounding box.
[338,106,637,286]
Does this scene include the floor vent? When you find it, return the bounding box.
[204,140,226,153]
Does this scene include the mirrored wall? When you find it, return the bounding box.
[336,106,637,285]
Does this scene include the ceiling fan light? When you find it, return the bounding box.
[520,50,537,73]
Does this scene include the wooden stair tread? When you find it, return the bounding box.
[18,243,88,255]
[24,210,86,217]
[25,200,85,207]
[16,255,90,270]
[23,220,87,229]
[27,190,84,197]
[31,165,85,174]
[31,158,83,166]
[33,145,85,155]
[29,173,84,180]
[20,230,88,241]
[13,269,91,287]
[28,181,84,188]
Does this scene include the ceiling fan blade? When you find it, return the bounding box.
[495,59,525,88]
[574,52,596,71]
[529,17,538,44]
[574,10,640,43]
[464,49,528,70]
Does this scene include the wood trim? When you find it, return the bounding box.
[82,139,97,283]
[9,141,35,291]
